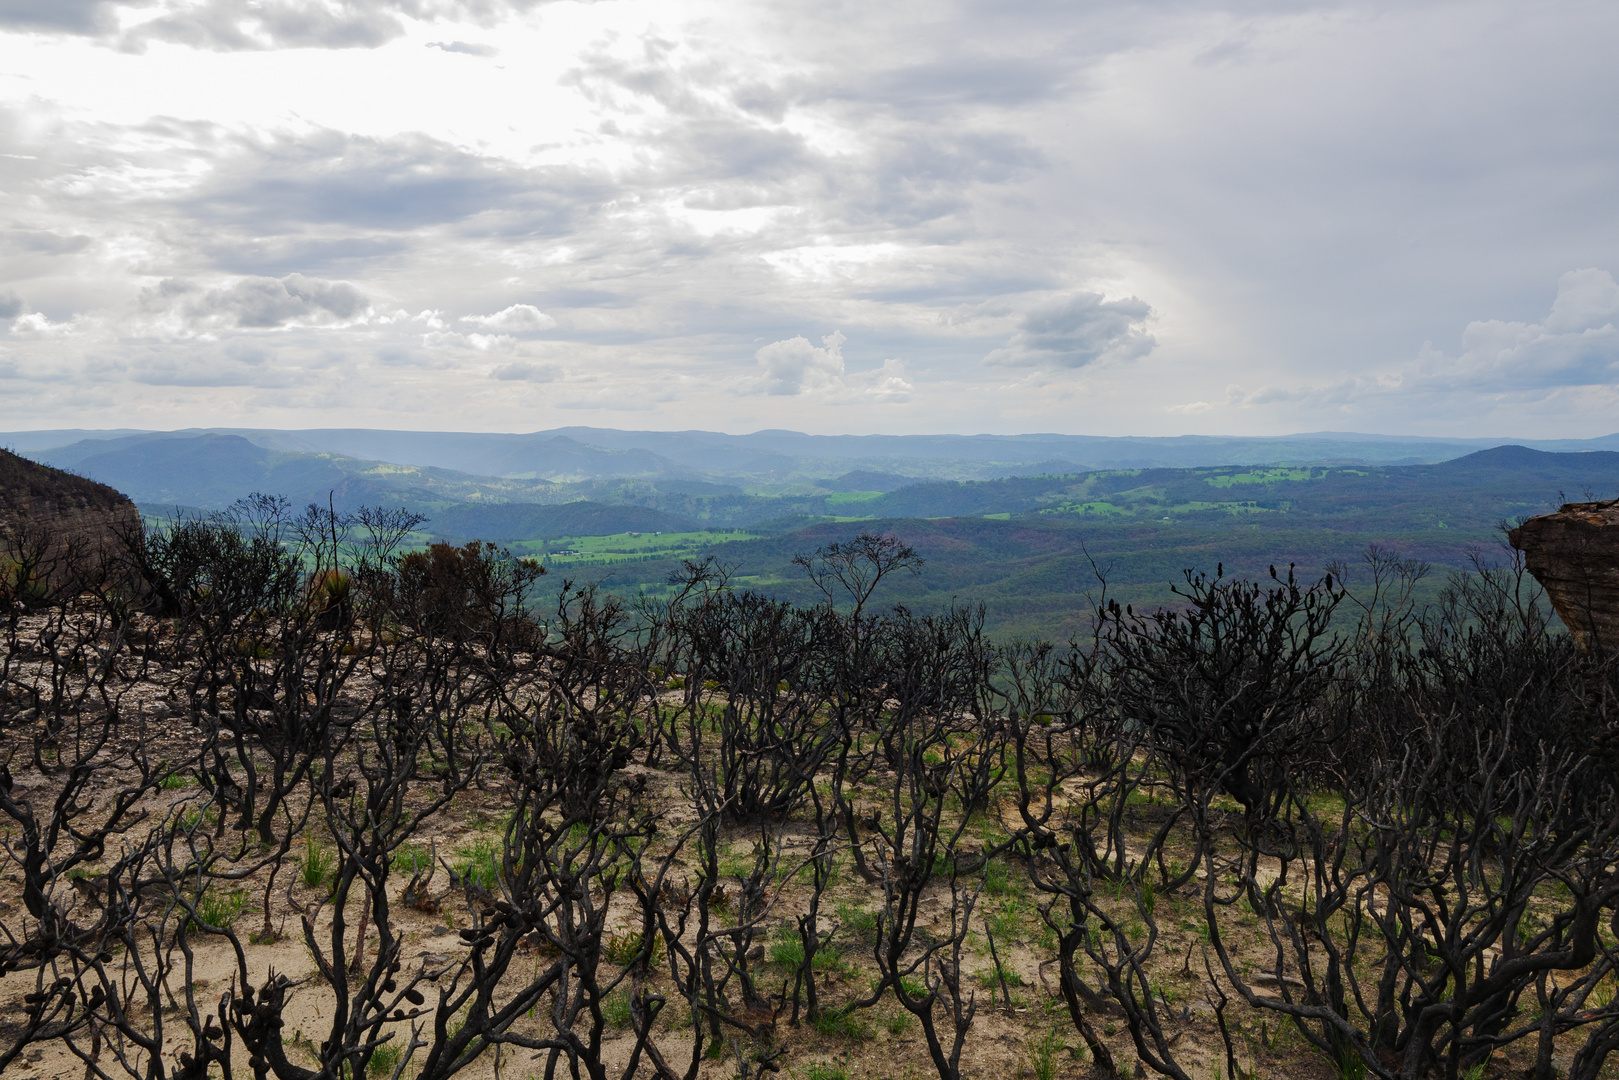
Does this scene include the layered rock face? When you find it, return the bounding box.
[0,448,141,580]
[1508,499,1619,652]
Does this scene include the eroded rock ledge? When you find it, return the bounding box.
[1509,499,1619,652]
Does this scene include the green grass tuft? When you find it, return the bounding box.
[811,1007,873,1040]
[603,990,633,1029]
[301,835,335,890]
[367,1038,403,1078]
[836,902,877,943]
[192,888,248,931]
[1027,1023,1066,1080]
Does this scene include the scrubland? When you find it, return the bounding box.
[2,501,1617,1080]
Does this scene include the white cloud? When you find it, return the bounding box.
[1424,268,1619,391]
[1545,267,1619,333]
[756,331,847,396]
[9,312,85,338]
[461,304,556,332]
[752,332,913,403]
[985,292,1156,370]
[846,357,913,403]
[1166,400,1215,415]
[423,330,515,351]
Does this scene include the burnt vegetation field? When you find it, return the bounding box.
[2,497,1619,1080]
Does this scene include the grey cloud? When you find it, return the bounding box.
[731,83,790,122]
[563,46,815,189]
[189,273,369,328]
[0,291,20,319]
[125,1,404,51]
[1194,37,1255,68]
[191,132,520,230]
[560,46,813,190]
[95,336,348,389]
[137,278,195,311]
[202,235,411,277]
[3,230,93,255]
[187,130,596,237]
[985,293,1156,369]
[669,120,810,186]
[540,289,623,309]
[836,52,1076,111]
[374,345,433,368]
[130,362,295,387]
[428,40,498,57]
[845,130,1044,227]
[490,361,560,381]
[565,39,1042,230]
[93,1,557,53]
[0,0,122,33]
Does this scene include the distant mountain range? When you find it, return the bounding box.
[10,426,1619,489]
[569,445,1619,639]
[7,425,1617,636]
[24,432,567,512]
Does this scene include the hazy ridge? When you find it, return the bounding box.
[12,427,1619,638]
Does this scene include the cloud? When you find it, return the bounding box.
[0,292,20,319]
[2,229,92,255]
[985,292,1156,370]
[751,332,912,402]
[554,383,677,411]
[122,1,407,51]
[756,331,847,396]
[428,40,498,57]
[9,1,558,52]
[185,130,586,235]
[184,273,369,329]
[847,357,913,402]
[1166,400,1215,415]
[9,312,84,337]
[490,361,560,381]
[5,2,1619,436]
[462,304,555,332]
[1407,269,1619,393]
[423,330,512,351]
[1545,267,1619,333]
[0,0,119,34]
[203,235,410,277]
[1199,270,1619,417]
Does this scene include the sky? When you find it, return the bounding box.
[0,0,1616,438]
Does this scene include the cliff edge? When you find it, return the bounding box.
[1508,499,1619,652]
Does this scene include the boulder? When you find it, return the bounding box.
[1508,499,1619,652]
[0,447,142,587]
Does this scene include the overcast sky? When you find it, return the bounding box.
[1,0,1616,437]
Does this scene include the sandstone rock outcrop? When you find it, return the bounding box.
[0,447,141,585]
[1508,499,1619,653]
